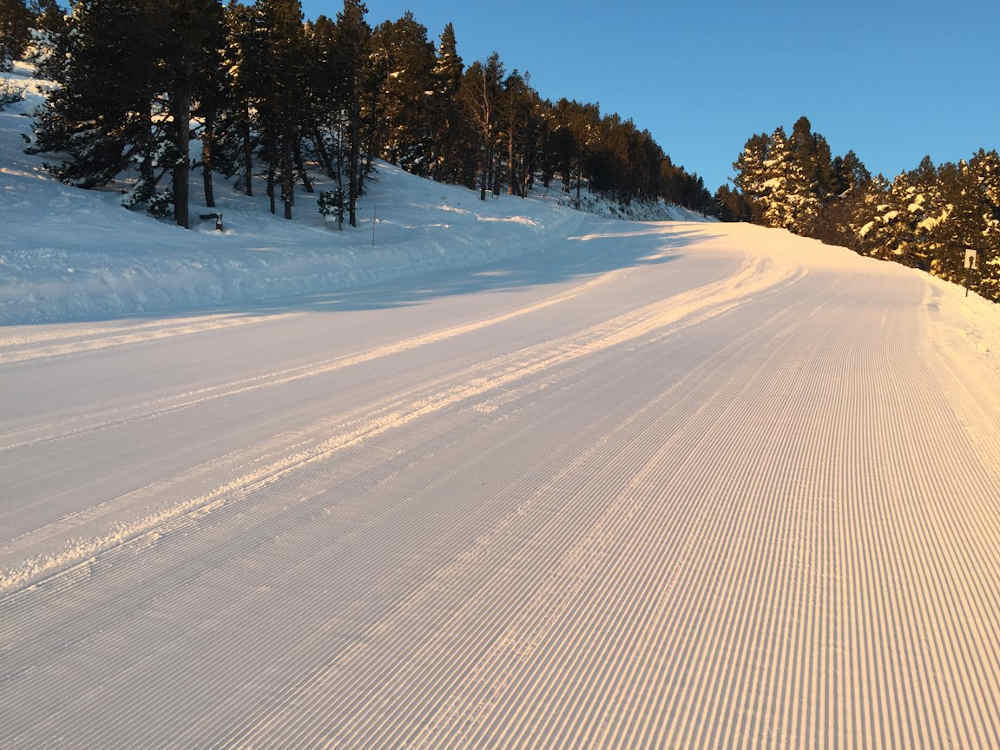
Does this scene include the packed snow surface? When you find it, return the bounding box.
[4,63,1000,750]
[3,210,1000,747]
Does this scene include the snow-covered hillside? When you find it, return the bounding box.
[5,58,1000,748]
[0,62,709,325]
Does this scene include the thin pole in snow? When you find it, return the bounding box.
[372,203,376,246]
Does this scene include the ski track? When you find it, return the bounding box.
[0,254,779,591]
[0,311,306,365]
[2,232,1000,748]
[0,261,631,453]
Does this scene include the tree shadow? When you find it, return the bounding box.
[2,223,722,326]
[245,225,722,316]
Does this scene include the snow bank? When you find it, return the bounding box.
[527,177,715,222]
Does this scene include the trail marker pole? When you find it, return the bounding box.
[964,249,978,297]
[372,203,376,246]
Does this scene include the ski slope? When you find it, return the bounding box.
[3,208,1000,747]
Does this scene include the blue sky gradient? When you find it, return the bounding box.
[301,0,1000,191]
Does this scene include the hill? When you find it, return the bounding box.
[0,61,709,325]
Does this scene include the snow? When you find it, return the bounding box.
[4,61,1000,747]
[0,63,709,326]
[917,207,950,232]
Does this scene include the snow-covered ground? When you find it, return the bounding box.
[4,61,1000,749]
[3,212,1000,746]
[0,61,706,326]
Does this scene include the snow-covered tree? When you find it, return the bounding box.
[732,132,770,222]
[756,122,823,234]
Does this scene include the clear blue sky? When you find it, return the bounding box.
[301,0,1000,191]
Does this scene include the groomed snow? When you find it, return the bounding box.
[3,61,1000,749]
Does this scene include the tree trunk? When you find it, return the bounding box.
[172,84,192,229]
[336,119,344,190]
[487,144,494,196]
[295,138,313,193]
[313,128,334,179]
[479,145,487,201]
[349,91,359,227]
[242,103,253,196]
[508,129,515,195]
[140,103,154,191]
[363,93,376,190]
[202,106,216,208]
[282,144,293,220]
[267,150,276,215]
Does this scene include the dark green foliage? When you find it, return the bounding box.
[161,0,227,227]
[714,184,752,222]
[27,0,717,230]
[253,0,307,219]
[318,187,345,228]
[427,22,473,185]
[30,0,224,227]
[0,0,33,70]
[335,0,370,226]
[458,52,503,200]
[368,12,434,174]
[30,0,163,189]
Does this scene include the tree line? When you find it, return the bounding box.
[722,116,1000,301]
[12,0,714,230]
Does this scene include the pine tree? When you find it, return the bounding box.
[714,184,752,221]
[428,22,471,185]
[927,158,999,295]
[856,159,945,270]
[336,0,369,226]
[368,12,435,174]
[0,0,32,70]
[732,133,770,223]
[31,0,225,228]
[760,126,793,229]
[831,150,871,196]
[459,53,504,201]
[31,0,162,190]
[29,0,69,81]
[790,116,834,201]
[192,2,228,208]
[970,150,1000,299]
[814,151,871,248]
[302,14,347,184]
[500,70,536,196]
[253,0,306,219]
[159,0,226,228]
[219,1,261,197]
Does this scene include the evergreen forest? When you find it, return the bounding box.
[7,0,713,231]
